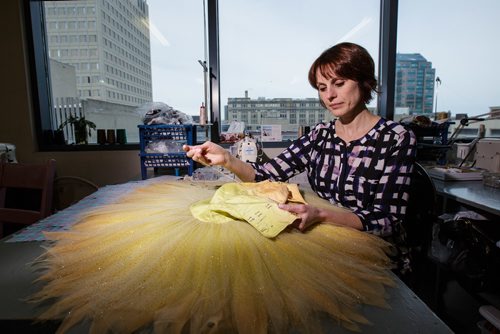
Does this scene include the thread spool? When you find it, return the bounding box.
[97,129,107,145]
[107,129,116,144]
[199,103,206,126]
[116,129,127,144]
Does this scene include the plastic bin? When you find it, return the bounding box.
[138,124,195,179]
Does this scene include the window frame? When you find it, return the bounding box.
[25,0,398,150]
[24,0,140,151]
[25,0,54,151]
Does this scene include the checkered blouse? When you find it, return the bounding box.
[252,118,417,236]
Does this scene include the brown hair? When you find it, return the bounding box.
[308,42,378,104]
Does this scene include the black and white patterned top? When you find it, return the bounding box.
[252,118,417,236]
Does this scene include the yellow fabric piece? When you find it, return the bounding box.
[190,181,306,238]
[31,181,395,334]
[242,180,307,204]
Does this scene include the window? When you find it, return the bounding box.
[27,0,152,148]
[218,0,380,136]
[27,0,399,150]
[147,0,205,117]
[396,0,500,128]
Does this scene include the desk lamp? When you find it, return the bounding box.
[448,110,500,143]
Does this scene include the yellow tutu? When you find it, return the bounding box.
[31,181,395,333]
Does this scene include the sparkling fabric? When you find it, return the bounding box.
[31,181,394,333]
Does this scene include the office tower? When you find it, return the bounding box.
[44,0,152,107]
[395,53,436,115]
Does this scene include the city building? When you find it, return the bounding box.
[225,91,331,140]
[43,0,151,143]
[395,53,436,115]
[44,0,152,107]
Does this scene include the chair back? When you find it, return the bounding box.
[404,162,437,250]
[0,159,56,236]
[53,176,98,211]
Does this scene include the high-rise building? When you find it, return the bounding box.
[44,0,152,107]
[395,53,435,115]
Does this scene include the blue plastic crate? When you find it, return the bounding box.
[138,125,195,179]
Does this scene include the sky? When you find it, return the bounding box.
[147,0,500,118]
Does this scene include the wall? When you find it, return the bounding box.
[0,1,141,186]
[82,99,142,144]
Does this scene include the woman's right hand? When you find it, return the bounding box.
[183,141,230,167]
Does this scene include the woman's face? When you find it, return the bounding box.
[316,69,364,119]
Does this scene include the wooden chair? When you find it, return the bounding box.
[53,176,98,211]
[0,159,56,238]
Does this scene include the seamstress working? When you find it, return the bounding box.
[26,43,431,334]
[184,42,417,268]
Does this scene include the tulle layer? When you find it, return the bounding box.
[31,181,395,333]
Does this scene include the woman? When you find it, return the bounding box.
[184,42,417,240]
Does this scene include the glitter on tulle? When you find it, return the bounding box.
[30,181,395,333]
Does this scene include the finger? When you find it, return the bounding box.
[298,221,307,231]
[278,203,291,211]
[196,156,211,166]
[279,203,302,214]
[291,218,306,232]
[192,148,212,166]
[184,145,199,160]
[199,141,213,151]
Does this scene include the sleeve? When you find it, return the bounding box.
[251,126,322,182]
[353,129,417,236]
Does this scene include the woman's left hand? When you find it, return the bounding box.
[278,203,322,232]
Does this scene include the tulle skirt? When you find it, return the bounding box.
[31,181,395,333]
